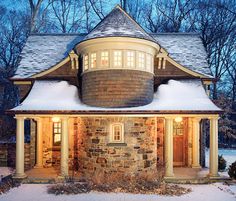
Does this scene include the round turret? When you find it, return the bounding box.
[75,6,158,108]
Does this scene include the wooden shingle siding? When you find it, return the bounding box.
[154,59,193,77]
[82,69,154,107]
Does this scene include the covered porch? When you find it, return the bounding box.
[9,80,223,182]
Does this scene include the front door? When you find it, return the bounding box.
[173,119,187,166]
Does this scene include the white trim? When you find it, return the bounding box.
[110,123,124,143]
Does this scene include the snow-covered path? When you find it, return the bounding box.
[0,183,235,201]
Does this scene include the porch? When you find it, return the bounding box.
[22,166,230,184]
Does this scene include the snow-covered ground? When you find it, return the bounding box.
[0,167,13,181]
[0,183,235,201]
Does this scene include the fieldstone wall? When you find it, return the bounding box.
[75,116,157,177]
[156,118,164,165]
[81,70,154,107]
[0,143,33,170]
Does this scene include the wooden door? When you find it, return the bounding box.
[173,120,187,166]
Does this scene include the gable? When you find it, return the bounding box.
[151,33,212,78]
[13,34,85,79]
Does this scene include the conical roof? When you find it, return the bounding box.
[83,5,155,42]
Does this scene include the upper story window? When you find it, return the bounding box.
[84,54,89,71]
[146,54,152,71]
[127,51,135,68]
[90,53,96,68]
[53,121,61,146]
[138,52,145,69]
[101,51,109,67]
[114,50,122,67]
[110,123,124,143]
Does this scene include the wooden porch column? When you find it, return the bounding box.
[192,118,201,168]
[209,117,219,177]
[14,117,27,178]
[60,117,69,177]
[35,118,43,168]
[164,117,174,178]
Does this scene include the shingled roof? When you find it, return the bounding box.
[82,5,156,43]
[13,6,212,79]
[13,34,85,78]
[151,33,212,77]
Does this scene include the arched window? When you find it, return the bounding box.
[110,123,124,143]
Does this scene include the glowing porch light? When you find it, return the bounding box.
[175,117,183,123]
[52,117,60,122]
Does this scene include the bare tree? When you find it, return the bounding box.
[28,0,44,32]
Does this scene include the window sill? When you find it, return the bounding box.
[107,143,127,147]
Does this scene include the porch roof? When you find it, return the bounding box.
[10,79,221,114]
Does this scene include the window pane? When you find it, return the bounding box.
[84,54,89,70]
[53,122,62,145]
[101,51,109,67]
[138,52,145,69]
[127,51,135,68]
[146,54,152,71]
[91,53,96,68]
[114,51,122,67]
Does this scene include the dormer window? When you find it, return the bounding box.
[138,52,145,69]
[127,51,135,68]
[84,54,89,71]
[101,51,109,67]
[91,53,96,68]
[114,50,122,67]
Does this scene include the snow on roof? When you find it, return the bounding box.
[151,33,212,77]
[12,80,220,112]
[13,34,85,78]
[82,6,156,42]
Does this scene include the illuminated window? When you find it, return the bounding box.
[114,50,122,67]
[84,54,89,71]
[138,52,145,69]
[90,53,96,68]
[101,51,109,67]
[146,54,152,71]
[110,123,124,143]
[53,122,61,146]
[127,51,135,68]
[173,121,184,136]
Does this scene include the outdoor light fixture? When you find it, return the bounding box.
[52,117,60,122]
[175,117,183,123]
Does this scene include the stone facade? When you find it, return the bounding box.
[0,143,34,170]
[75,116,157,176]
[81,70,154,107]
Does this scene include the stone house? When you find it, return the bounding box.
[7,6,221,181]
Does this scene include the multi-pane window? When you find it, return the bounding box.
[101,51,109,67]
[114,50,122,67]
[127,51,135,68]
[173,121,184,136]
[53,122,62,146]
[138,52,145,69]
[111,123,124,143]
[90,53,96,68]
[84,54,89,70]
[146,54,152,71]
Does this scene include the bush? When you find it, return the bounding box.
[218,155,227,171]
[228,161,236,179]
